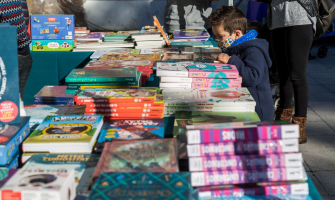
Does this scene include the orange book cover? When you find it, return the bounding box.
[153,16,171,47]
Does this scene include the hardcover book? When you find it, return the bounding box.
[173,29,210,39]
[85,59,155,68]
[0,24,21,124]
[0,168,76,200]
[188,67,239,79]
[99,53,161,61]
[66,68,138,83]
[97,119,164,142]
[33,100,75,105]
[34,86,75,101]
[89,172,196,200]
[92,138,179,182]
[0,117,30,165]
[22,154,100,196]
[22,115,104,153]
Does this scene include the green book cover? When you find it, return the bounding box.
[68,72,141,86]
[88,172,196,200]
[173,111,260,142]
[65,68,138,83]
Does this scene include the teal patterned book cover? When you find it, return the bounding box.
[88,172,197,200]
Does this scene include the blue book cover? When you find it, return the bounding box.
[0,24,21,124]
[34,100,75,105]
[0,117,30,165]
[0,152,19,169]
[198,195,312,200]
[88,172,196,200]
[171,41,214,48]
[98,119,165,143]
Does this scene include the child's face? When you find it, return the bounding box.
[212,25,242,42]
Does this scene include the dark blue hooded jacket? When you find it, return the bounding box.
[227,39,274,121]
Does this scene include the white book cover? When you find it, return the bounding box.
[156,61,194,77]
[160,77,193,83]
[159,82,192,88]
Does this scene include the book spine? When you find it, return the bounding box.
[186,126,299,144]
[34,100,75,105]
[90,112,163,118]
[188,153,303,171]
[65,76,137,83]
[188,71,239,79]
[159,83,192,88]
[82,102,165,108]
[187,139,299,157]
[160,77,193,83]
[164,102,256,107]
[191,83,241,88]
[197,183,309,197]
[191,167,305,187]
[75,97,156,104]
[85,107,164,113]
[192,78,242,84]
[156,71,189,77]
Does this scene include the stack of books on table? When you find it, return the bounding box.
[173,29,210,41]
[65,68,142,87]
[103,31,139,42]
[74,41,134,52]
[161,87,256,117]
[75,32,102,43]
[132,32,166,49]
[75,88,165,119]
[34,86,75,105]
[186,121,310,200]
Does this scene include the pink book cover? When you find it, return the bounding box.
[192,76,242,84]
[191,83,241,89]
[188,67,239,79]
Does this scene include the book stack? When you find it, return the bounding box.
[103,31,140,42]
[74,40,134,52]
[75,32,102,43]
[75,88,165,119]
[173,29,210,41]
[161,88,256,117]
[34,86,75,105]
[65,68,142,87]
[185,121,309,199]
[132,32,166,49]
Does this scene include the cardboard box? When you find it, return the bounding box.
[32,40,74,51]
[30,15,75,40]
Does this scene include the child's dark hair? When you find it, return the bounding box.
[208,5,247,34]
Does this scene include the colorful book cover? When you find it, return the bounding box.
[75,32,102,41]
[197,183,309,197]
[193,76,242,84]
[85,59,155,68]
[187,63,237,70]
[161,53,194,61]
[0,152,19,169]
[22,154,100,196]
[156,61,195,77]
[90,49,132,59]
[92,138,179,182]
[189,67,239,79]
[189,153,303,171]
[180,47,222,54]
[34,86,75,101]
[89,172,196,200]
[22,115,104,153]
[191,167,305,186]
[187,139,299,157]
[0,117,30,165]
[187,121,299,144]
[95,112,164,119]
[191,82,241,89]
[99,53,161,61]
[0,24,21,124]
[75,88,157,104]
[173,29,210,39]
[86,107,164,113]
[171,41,214,48]
[66,68,138,83]
[197,195,312,200]
[24,105,86,127]
[140,48,179,54]
[97,119,164,143]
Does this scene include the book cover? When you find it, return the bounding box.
[0,117,30,165]
[22,154,100,196]
[173,29,210,39]
[171,41,214,48]
[194,54,221,62]
[75,32,102,41]
[95,112,164,119]
[89,172,196,200]
[24,105,86,127]
[187,121,299,144]
[86,107,164,114]
[156,61,194,77]
[33,100,75,105]
[165,106,255,113]
[0,152,19,169]
[34,86,75,101]
[0,169,76,200]
[161,53,194,61]
[187,139,299,157]
[162,88,256,107]
[22,115,104,153]
[0,24,21,124]
[66,68,138,83]
[191,167,305,186]
[189,68,239,79]
[140,48,179,54]
[92,138,179,182]
[85,59,155,68]
[189,153,303,171]
[97,119,164,142]
[197,183,309,197]
[191,83,241,89]
[180,47,222,54]
[99,53,161,61]
[0,169,18,188]
[90,49,132,60]
[75,88,157,104]
[160,77,193,83]
[193,76,242,84]
[187,63,237,70]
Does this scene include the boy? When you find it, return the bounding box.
[208,5,273,121]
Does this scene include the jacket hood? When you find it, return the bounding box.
[228,39,272,68]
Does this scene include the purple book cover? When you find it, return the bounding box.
[34,86,75,101]
[0,169,18,188]
[188,153,303,171]
[173,29,210,39]
[76,32,102,40]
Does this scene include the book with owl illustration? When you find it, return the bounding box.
[88,172,196,200]
[65,68,138,83]
[99,53,161,61]
[24,105,86,127]
[92,138,179,183]
[0,117,30,165]
[22,115,104,153]
[22,154,100,196]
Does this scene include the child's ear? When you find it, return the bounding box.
[234,30,243,40]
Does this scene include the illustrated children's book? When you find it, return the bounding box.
[92,138,179,182]
[0,152,19,169]
[156,61,195,77]
[88,172,196,200]
[0,168,76,200]
[22,115,104,153]
[66,68,138,83]
[85,59,155,68]
[32,40,74,51]
[0,117,30,165]
[22,154,100,196]
[99,53,161,61]
[89,48,132,60]
[34,86,75,101]
[188,65,239,79]
[0,24,21,124]
[97,119,164,143]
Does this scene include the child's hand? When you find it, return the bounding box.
[217,53,231,64]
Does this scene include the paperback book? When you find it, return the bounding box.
[34,86,75,101]
[160,82,191,88]
[33,99,75,105]
[173,29,210,39]
[160,77,193,83]
[99,53,161,61]
[90,49,132,60]
[171,41,215,48]
[92,138,179,182]
[86,107,164,114]
[188,68,239,79]
[191,83,241,89]
[22,115,104,153]
[85,59,155,68]
[156,61,194,77]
